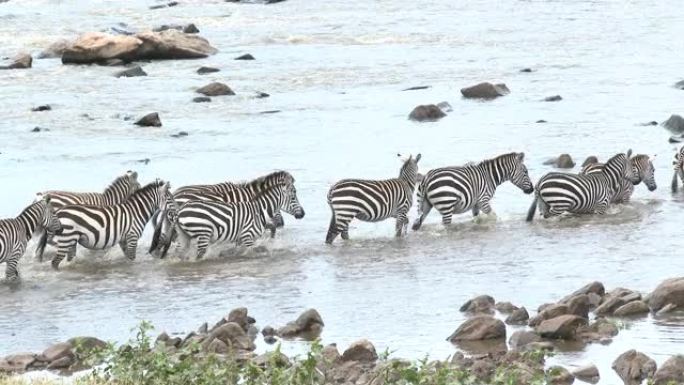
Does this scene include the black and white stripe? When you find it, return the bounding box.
[0,196,62,280]
[581,154,656,203]
[527,150,636,221]
[50,180,171,269]
[325,154,421,244]
[160,183,305,259]
[412,152,533,230]
[672,146,684,193]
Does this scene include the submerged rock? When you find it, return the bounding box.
[447,316,506,341]
[196,82,235,96]
[277,308,324,340]
[573,364,600,384]
[0,53,32,69]
[31,105,52,112]
[408,104,447,122]
[543,154,575,169]
[649,277,684,313]
[235,53,255,60]
[461,82,509,99]
[460,295,495,314]
[662,115,684,133]
[149,1,178,10]
[134,112,162,127]
[544,95,563,102]
[153,23,200,34]
[508,330,542,351]
[612,350,657,385]
[114,65,147,77]
[674,80,684,90]
[193,96,211,103]
[197,66,220,74]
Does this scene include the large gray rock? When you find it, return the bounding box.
[0,53,32,69]
[408,104,447,122]
[505,307,529,325]
[341,340,378,363]
[460,82,509,99]
[572,364,600,384]
[460,295,496,314]
[649,277,684,313]
[612,350,657,385]
[613,301,650,317]
[653,355,684,385]
[196,82,235,96]
[535,315,587,340]
[508,330,543,351]
[0,353,36,373]
[277,308,324,340]
[662,115,684,134]
[203,322,255,351]
[447,316,506,341]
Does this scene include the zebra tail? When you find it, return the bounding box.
[526,195,538,222]
[325,207,337,244]
[159,227,176,259]
[149,219,163,254]
[35,229,48,262]
[672,171,679,193]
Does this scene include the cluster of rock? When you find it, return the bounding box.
[0,336,106,374]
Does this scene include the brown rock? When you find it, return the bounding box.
[227,307,255,331]
[277,309,324,340]
[62,33,142,64]
[495,301,519,313]
[572,364,600,384]
[508,330,542,350]
[47,355,74,370]
[128,29,216,60]
[649,277,684,313]
[460,295,496,314]
[529,304,570,327]
[460,82,510,99]
[203,322,255,351]
[535,315,587,340]
[447,316,506,341]
[567,294,591,318]
[614,301,650,317]
[39,342,74,363]
[547,366,575,385]
[567,282,606,298]
[134,112,162,127]
[0,53,32,69]
[206,339,230,354]
[612,350,657,385]
[0,354,36,373]
[341,339,378,363]
[408,104,446,122]
[653,355,684,385]
[322,343,341,364]
[505,307,529,325]
[196,82,235,96]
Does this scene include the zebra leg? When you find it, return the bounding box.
[34,230,49,262]
[66,244,78,262]
[195,234,211,260]
[472,206,480,217]
[124,235,138,261]
[273,212,285,228]
[53,239,78,270]
[411,199,433,231]
[5,247,24,281]
[395,211,409,237]
[119,240,128,256]
[325,209,340,244]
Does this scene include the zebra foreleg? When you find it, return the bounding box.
[395,212,409,237]
[273,212,285,228]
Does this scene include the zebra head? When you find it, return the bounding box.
[605,149,637,189]
[509,153,534,194]
[281,184,305,219]
[632,155,657,191]
[397,153,422,186]
[673,147,684,192]
[40,195,63,235]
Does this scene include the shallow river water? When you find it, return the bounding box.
[1,0,684,383]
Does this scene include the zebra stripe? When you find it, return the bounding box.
[325,154,421,244]
[160,183,305,259]
[581,154,656,203]
[0,196,62,280]
[50,180,171,269]
[672,146,684,193]
[526,150,636,221]
[412,152,533,230]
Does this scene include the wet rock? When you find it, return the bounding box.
[544,95,563,102]
[581,156,599,167]
[341,340,377,363]
[197,66,220,74]
[136,158,151,165]
[402,85,431,91]
[322,343,341,363]
[197,322,208,334]
[460,295,496,314]
[495,301,519,313]
[543,154,575,169]
[67,337,107,354]
[520,68,534,73]
[529,304,570,327]
[264,335,277,344]
[587,293,602,308]
[460,82,509,99]
[193,96,211,103]
[408,104,447,122]
[170,131,188,138]
[153,24,200,34]
[596,296,628,316]
[653,355,684,385]
[538,303,555,313]
[31,105,51,112]
[662,115,684,134]
[547,366,575,385]
[206,339,229,354]
[0,354,36,373]
[149,1,178,9]
[561,282,606,301]
[134,112,162,127]
[278,308,325,340]
[227,307,256,332]
[0,53,32,69]
[39,342,74,363]
[114,65,147,77]
[566,295,591,319]
[508,330,542,350]
[447,316,506,341]
[612,350,657,385]
[134,29,217,60]
[656,303,678,316]
[536,119,547,123]
[613,300,650,317]
[535,315,587,340]
[47,355,74,370]
[262,326,276,337]
[203,322,255,351]
[572,364,600,384]
[505,307,529,325]
[62,33,141,64]
[197,82,235,96]
[235,53,255,60]
[649,277,684,313]
[38,39,72,59]
[255,91,270,98]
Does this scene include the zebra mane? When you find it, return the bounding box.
[239,171,294,189]
[472,152,519,168]
[104,172,135,192]
[133,180,165,196]
[252,182,287,201]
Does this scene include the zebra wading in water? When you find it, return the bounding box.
[581,154,656,203]
[0,196,62,280]
[672,146,684,193]
[49,180,172,270]
[34,171,140,262]
[412,152,533,230]
[159,183,305,260]
[325,154,421,244]
[526,150,637,221]
[149,171,296,254]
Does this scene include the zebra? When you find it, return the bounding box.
[0,196,62,280]
[412,152,533,230]
[325,154,421,244]
[526,150,637,221]
[159,183,305,260]
[149,171,296,254]
[34,171,140,261]
[581,154,656,203]
[672,146,684,193]
[49,180,171,270]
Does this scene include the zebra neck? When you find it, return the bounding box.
[482,161,508,186]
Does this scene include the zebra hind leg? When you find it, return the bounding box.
[412,199,433,231]
[195,234,211,260]
[5,248,24,281]
[325,209,340,244]
[53,239,78,270]
[395,212,409,237]
[124,236,138,260]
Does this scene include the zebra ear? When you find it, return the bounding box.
[415,153,421,163]
[626,149,633,158]
[43,194,51,204]
[127,170,138,180]
[516,152,525,161]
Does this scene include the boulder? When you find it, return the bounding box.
[447,316,506,341]
[613,301,650,317]
[495,301,519,313]
[341,340,378,363]
[226,307,256,332]
[566,295,591,318]
[39,342,74,363]
[460,295,496,314]
[196,82,235,96]
[277,308,325,339]
[505,307,529,325]
[67,336,107,354]
[47,355,74,370]
[408,104,447,122]
[38,39,72,59]
[547,366,574,385]
[115,65,147,77]
[653,355,684,385]
[133,30,217,60]
[62,33,142,64]
[460,82,509,99]
[0,354,36,373]
[134,112,162,127]
[235,53,255,60]
[153,23,200,34]
[529,304,570,327]
[508,330,542,350]
[649,277,684,313]
[32,105,52,112]
[535,315,587,340]
[544,95,563,102]
[543,154,575,169]
[0,53,32,69]
[581,156,599,167]
[197,66,220,74]
[562,282,606,300]
[663,115,684,133]
[193,96,211,103]
[572,364,600,384]
[203,322,255,351]
[612,350,657,385]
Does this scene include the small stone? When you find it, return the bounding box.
[193,96,211,103]
[408,104,447,122]
[639,121,659,126]
[170,131,188,138]
[536,119,547,123]
[134,112,162,127]
[520,68,533,73]
[262,326,276,337]
[196,82,235,96]
[115,66,147,77]
[341,340,378,363]
[675,80,684,90]
[544,95,563,102]
[235,53,255,60]
[264,336,277,344]
[197,66,220,74]
[260,110,281,114]
[573,364,600,384]
[31,105,51,112]
[184,24,199,33]
[460,82,509,99]
[255,91,270,98]
[402,85,431,91]
[31,127,47,132]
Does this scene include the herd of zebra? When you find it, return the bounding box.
[0,145,681,281]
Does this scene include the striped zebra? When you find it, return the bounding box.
[581,154,656,203]
[412,152,533,230]
[672,146,684,193]
[325,154,421,244]
[34,171,140,261]
[159,183,305,260]
[49,180,171,270]
[0,196,62,280]
[149,171,296,253]
[526,150,637,221]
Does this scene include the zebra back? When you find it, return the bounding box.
[38,170,140,209]
[173,170,295,204]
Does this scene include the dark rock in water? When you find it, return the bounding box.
[341,340,377,363]
[612,350,657,385]
[662,114,684,133]
[408,104,447,122]
[135,112,162,127]
[648,277,684,313]
[543,154,575,169]
[535,315,587,340]
[235,53,255,60]
[461,82,509,99]
[149,1,178,9]
[183,24,200,34]
[196,82,235,96]
[581,156,599,167]
[572,364,600,384]
[674,80,684,90]
[669,135,684,143]
[544,95,562,102]
[255,91,270,98]
[136,158,151,165]
[260,110,281,114]
[520,68,533,73]
[197,66,220,74]
[154,24,200,34]
[436,101,453,112]
[638,121,658,126]
[38,39,72,59]
[447,316,506,341]
[114,66,147,78]
[460,295,496,314]
[0,53,32,69]
[32,105,51,112]
[31,127,48,132]
[277,309,324,340]
[653,355,684,385]
[262,326,276,337]
[193,96,211,103]
[505,307,529,325]
[170,131,188,138]
[536,119,547,123]
[402,85,431,91]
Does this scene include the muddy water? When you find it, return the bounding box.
[1,0,684,383]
